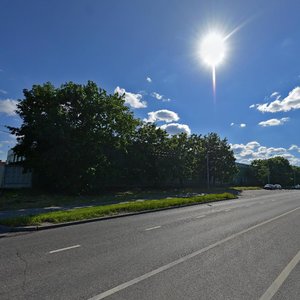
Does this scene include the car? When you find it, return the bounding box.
[295,184,300,189]
[264,184,275,190]
[274,184,282,189]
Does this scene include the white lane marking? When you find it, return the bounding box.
[195,214,206,219]
[145,226,161,231]
[259,250,300,300]
[88,206,300,300]
[49,245,81,254]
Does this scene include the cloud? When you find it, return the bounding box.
[230,123,246,128]
[146,77,152,83]
[160,123,191,135]
[249,104,256,108]
[0,99,18,116]
[231,141,300,166]
[151,92,171,102]
[114,87,147,109]
[255,86,300,113]
[144,109,179,123]
[270,92,280,99]
[0,89,7,95]
[289,145,300,153]
[258,117,290,127]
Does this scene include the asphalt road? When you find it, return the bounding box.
[0,190,299,300]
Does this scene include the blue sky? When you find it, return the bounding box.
[1,0,300,165]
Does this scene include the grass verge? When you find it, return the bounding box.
[230,186,262,191]
[0,192,235,227]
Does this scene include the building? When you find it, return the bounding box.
[0,149,32,188]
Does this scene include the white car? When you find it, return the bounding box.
[274,184,282,189]
[264,184,275,190]
[295,184,300,189]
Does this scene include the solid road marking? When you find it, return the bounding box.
[88,206,300,300]
[49,245,81,254]
[145,226,161,231]
[259,250,300,300]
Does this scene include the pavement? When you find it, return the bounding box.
[0,189,299,300]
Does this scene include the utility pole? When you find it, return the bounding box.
[206,151,210,190]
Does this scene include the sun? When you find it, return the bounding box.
[200,32,226,67]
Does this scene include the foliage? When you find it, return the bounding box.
[8,81,238,192]
[251,157,295,186]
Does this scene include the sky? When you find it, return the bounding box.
[0,0,300,165]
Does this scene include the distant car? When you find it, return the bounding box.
[274,184,282,189]
[295,184,300,189]
[264,184,275,190]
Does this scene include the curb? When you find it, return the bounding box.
[2,196,238,233]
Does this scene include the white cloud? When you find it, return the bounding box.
[270,92,280,99]
[249,104,256,108]
[160,123,191,135]
[146,77,152,83]
[0,89,7,95]
[0,99,18,116]
[152,92,163,100]
[240,123,246,128]
[258,117,290,127]
[256,86,300,113]
[289,145,300,153]
[230,122,234,126]
[144,109,179,123]
[114,87,147,109]
[151,92,171,102]
[231,141,300,166]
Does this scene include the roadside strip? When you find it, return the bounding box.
[88,206,300,300]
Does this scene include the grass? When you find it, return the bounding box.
[0,192,236,227]
[0,187,237,210]
[230,186,262,191]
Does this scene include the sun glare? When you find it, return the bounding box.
[200,32,226,67]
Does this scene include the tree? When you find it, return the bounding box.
[8,81,139,192]
[251,159,270,185]
[251,157,293,186]
[203,133,237,186]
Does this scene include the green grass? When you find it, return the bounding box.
[0,187,237,210]
[230,186,262,191]
[0,192,236,227]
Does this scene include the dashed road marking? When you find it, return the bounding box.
[49,245,81,254]
[195,214,206,219]
[145,226,161,231]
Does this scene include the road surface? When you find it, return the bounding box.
[0,190,299,299]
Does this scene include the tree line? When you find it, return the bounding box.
[249,157,300,186]
[8,81,238,193]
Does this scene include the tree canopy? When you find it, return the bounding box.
[251,157,295,186]
[9,81,238,193]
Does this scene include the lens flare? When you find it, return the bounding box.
[200,32,226,67]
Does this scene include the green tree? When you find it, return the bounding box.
[8,81,139,192]
[251,157,293,186]
[203,133,237,186]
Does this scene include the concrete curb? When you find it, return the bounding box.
[2,196,238,233]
